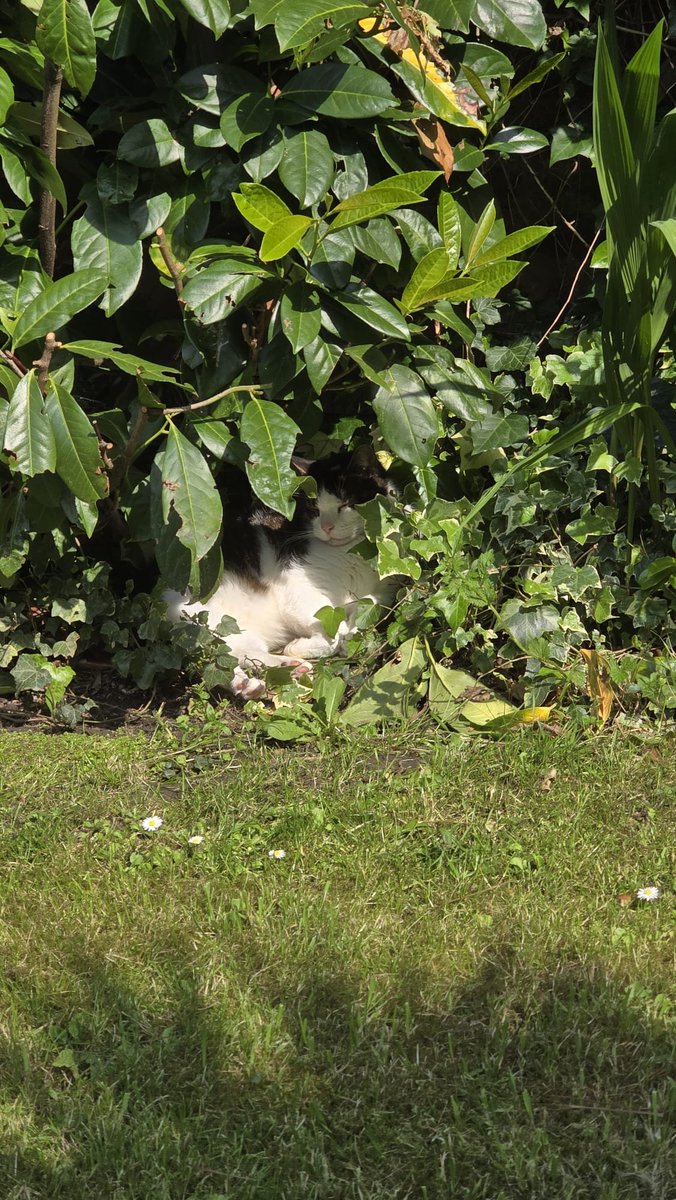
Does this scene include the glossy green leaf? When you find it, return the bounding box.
[45,380,108,502]
[21,143,67,211]
[177,64,262,116]
[335,285,411,340]
[373,365,437,465]
[12,270,107,349]
[278,130,334,208]
[260,215,313,261]
[485,127,548,154]
[349,219,402,270]
[162,425,223,562]
[177,0,231,36]
[233,182,291,232]
[241,398,301,518]
[472,0,546,51]
[437,192,461,263]
[466,200,496,264]
[468,259,525,296]
[181,265,266,324]
[0,66,13,124]
[36,0,96,96]
[508,52,565,99]
[281,63,395,120]
[280,284,321,353]
[62,341,179,382]
[303,335,342,393]
[401,247,458,314]
[472,224,554,267]
[219,93,274,152]
[3,371,56,477]
[118,119,182,167]
[71,195,142,316]
[273,0,370,52]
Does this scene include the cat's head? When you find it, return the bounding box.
[294,447,396,547]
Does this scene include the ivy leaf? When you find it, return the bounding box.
[162,425,223,562]
[280,284,321,353]
[500,599,561,651]
[12,269,107,349]
[278,130,334,208]
[36,0,96,96]
[240,398,301,518]
[3,370,57,477]
[280,63,395,120]
[176,0,231,36]
[44,380,108,503]
[472,0,546,51]
[470,412,529,452]
[373,365,438,465]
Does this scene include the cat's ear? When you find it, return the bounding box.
[291,455,314,475]
[348,443,381,474]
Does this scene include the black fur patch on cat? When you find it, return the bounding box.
[216,449,392,582]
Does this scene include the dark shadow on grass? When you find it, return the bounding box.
[0,940,672,1200]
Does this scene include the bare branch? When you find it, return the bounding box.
[537,227,603,350]
[33,331,61,392]
[163,385,261,419]
[38,58,64,278]
[156,227,184,298]
[0,348,28,379]
[109,405,150,493]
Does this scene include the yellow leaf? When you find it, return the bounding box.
[519,706,555,724]
[580,648,613,724]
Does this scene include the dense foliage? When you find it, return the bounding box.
[0,0,674,726]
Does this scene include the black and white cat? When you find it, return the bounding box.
[164,448,396,698]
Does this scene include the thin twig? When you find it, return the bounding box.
[33,331,61,392]
[163,385,261,419]
[156,227,184,297]
[521,158,588,247]
[38,58,64,278]
[0,348,27,379]
[109,405,150,493]
[536,227,603,350]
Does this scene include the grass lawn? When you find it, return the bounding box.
[0,723,673,1199]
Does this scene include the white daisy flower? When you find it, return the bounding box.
[188,835,204,845]
[636,886,661,901]
[141,816,163,832]
[268,848,286,859]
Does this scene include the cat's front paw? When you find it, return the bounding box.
[231,666,267,701]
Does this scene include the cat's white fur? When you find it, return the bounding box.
[164,487,393,699]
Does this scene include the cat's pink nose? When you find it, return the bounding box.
[321,521,335,534]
